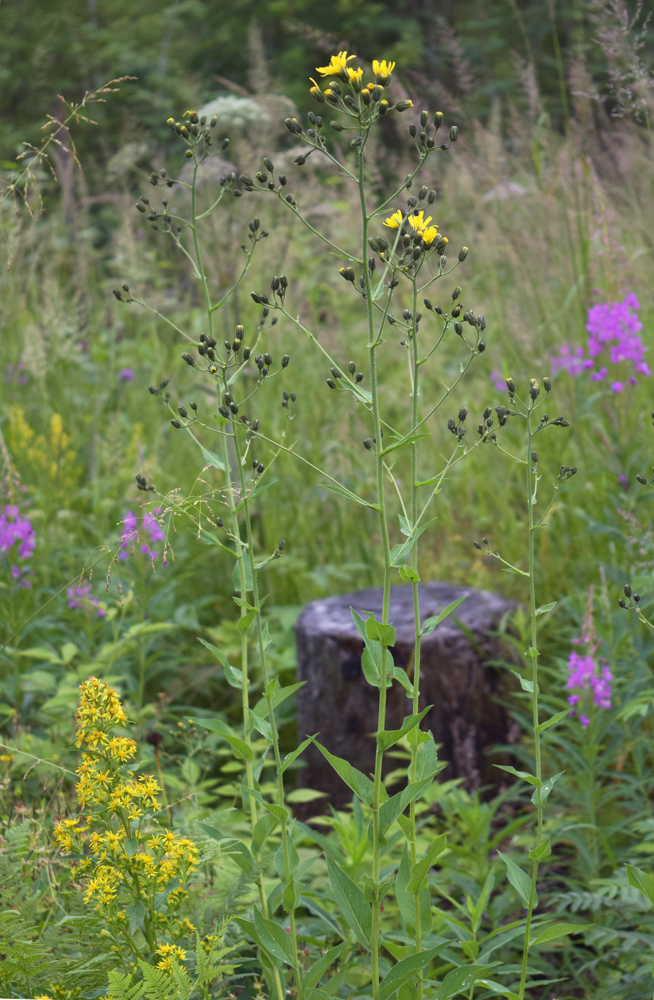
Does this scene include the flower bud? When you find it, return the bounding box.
[257,463,265,474]
[458,246,469,261]
[409,124,417,137]
[543,376,552,392]
[458,406,468,422]
[170,419,181,429]
[182,353,195,366]
[178,405,188,418]
[483,407,492,419]
[331,367,343,379]
[355,372,363,382]
[348,361,356,374]
[474,540,481,549]
[506,378,515,394]
[636,473,647,484]
[531,451,538,463]
[251,292,261,303]
[618,598,626,608]
[529,379,540,400]
[281,355,290,368]
[326,379,336,389]
[454,322,462,335]
[363,438,372,450]
[433,111,443,129]
[395,100,413,112]
[624,583,632,597]
[449,125,458,142]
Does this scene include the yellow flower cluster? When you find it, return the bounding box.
[309,52,410,114]
[55,678,200,951]
[383,209,446,248]
[156,943,188,971]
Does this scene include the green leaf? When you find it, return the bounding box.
[626,864,654,906]
[362,639,383,688]
[377,708,431,751]
[303,943,345,990]
[390,519,437,568]
[435,964,499,999]
[280,737,313,774]
[510,670,535,694]
[236,611,256,634]
[380,432,429,457]
[497,851,534,908]
[323,483,380,510]
[407,834,447,892]
[350,607,367,640]
[535,709,569,733]
[495,765,542,788]
[233,557,254,592]
[286,787,327,803]
[326,855,371,949]
[475,981,520,999]
[531,771,564,806]
[530,922,588,948]
[199,443,226,471]
[241,783,288,822]
[198,638,243,688]
[365,616,396,647]
[251,814,279,854]
[310,739,374,804]
[379,776,434,834]
[392,665,415,698]
[396,843,430,939]
[529,839,551,861]
[379,945,448,1000]
[189,717,254,760]
[254,907,294,965]
[535,601,557,616]
[420,596,467,636]
[399,564,420,583]
[125,901,145,934]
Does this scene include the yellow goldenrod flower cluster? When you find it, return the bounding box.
[54,678,201,963]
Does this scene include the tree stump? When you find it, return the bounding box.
[295,582,517,809]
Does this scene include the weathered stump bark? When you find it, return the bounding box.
[295,582,517,809]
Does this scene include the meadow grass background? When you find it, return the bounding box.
[2,4,654,994]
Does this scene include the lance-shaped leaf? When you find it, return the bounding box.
[326,855,371,949]
[421,596,467,636]
[497,850,534,908]
[377,707,431,752]
[379,944,448,1000]
[626,864,654,906]
[189,717,253,760]
[407,833,447,892]
[303,943,346,990]
[379,776,435,834]
[495,765,542,788]
[254,908,295,965]
[529,921,589,948]
[280,737,314,774]
[435,964,499,999]
[310,739,374,804]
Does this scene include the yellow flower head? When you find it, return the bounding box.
[383,209,403,230]
[308,77,325,102]
[407,211,433,232]
[421,226,439,246]
[372,59,395,84]
[316,51,356,78]
[347,66,364,90]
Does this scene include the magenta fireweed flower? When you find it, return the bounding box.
[551,295,649,390]
[0,505,36,586]
[566,586,612,724]
[119,368,135,381]
[118,508,166,562]
[68,584,106,617]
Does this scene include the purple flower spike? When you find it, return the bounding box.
[579,715,590,728]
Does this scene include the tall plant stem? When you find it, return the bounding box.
[231,420,304,1000]
[518,401,544,1000]
[359,137,394,1000]
[408,277,424,998]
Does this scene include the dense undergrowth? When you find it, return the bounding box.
[2,6,654,999]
